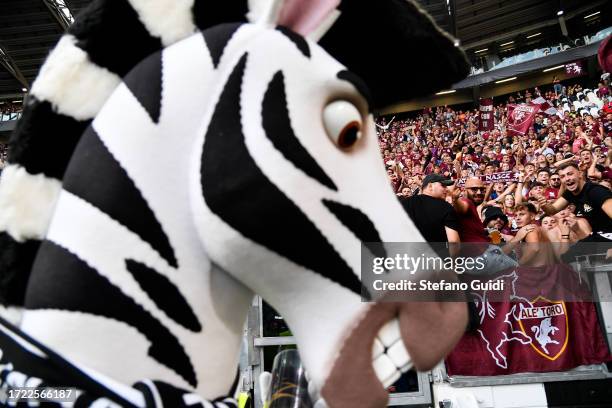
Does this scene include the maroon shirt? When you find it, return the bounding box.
[457,198,489,243]
[545,187,559,200]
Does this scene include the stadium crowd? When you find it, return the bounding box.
[378,77,612,256]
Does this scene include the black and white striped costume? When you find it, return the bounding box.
[0,1,470,407]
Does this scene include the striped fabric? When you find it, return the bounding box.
[0,0,248,306]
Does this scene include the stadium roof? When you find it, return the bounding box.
[0,0,609,99]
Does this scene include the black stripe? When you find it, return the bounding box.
[125,259,201,332]
[201,53,361,295]
[276,26,310,58]
[322,199,387,259]
[132,382,157,407]
[123,50,163,123]
[63,127,178,268]
[0,317,139,407]
[202,23,243,68]
[153,381,201,407]
[25,241,197,387]
[0,232,41,306]
[337,70,373,110]
[0,320,67,386]
[262,71,336,191]
[192,0,248,31]
[9,97,88,179]
[69,0,163,76]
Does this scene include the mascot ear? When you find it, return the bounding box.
[276,0,340,37]
[319,0,470,108]
[247,0,340,38]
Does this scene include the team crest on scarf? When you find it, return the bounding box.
[517,296,569,360]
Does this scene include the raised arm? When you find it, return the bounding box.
[451,186,469,214]
[485,183,517,206]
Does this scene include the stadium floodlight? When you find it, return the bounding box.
[526,32,541,39]
[584,11,600,19]
[543,65,564,72]
[495,77,517,84]
[436,90,456,95]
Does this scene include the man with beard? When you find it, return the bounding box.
[538,162,612,260]
[452,177,489,244]
[482,206,513,243]
[545,173,562,200]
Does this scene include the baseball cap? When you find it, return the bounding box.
[483,206,509,226]
[422,174,454,189]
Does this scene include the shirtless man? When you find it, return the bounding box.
[504,203,557,266]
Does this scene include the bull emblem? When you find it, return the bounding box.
[531,317,560,355]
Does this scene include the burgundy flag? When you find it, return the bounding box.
[530,96,560,117]
[446,264,611,376]
[565,60,585,77]
[507,104,539,135]
[479,98,494,131]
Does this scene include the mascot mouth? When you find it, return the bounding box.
[321,301,467,408]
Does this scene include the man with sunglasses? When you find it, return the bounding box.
[545,174,561,200]
[452,178,489,244]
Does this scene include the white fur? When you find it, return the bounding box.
[0,165,62,242]
[30,35,120,121]
[128,0,197,46]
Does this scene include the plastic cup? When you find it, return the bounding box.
[265,349,313,408]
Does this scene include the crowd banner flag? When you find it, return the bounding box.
[507,103,539,135]
[565,60,585,77]
[479,98,495,131]
[457,171,519,186]
[446,264,610,376]
[530,96,561,117]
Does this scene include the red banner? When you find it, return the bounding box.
[565,60,585,77]
[507,104,539,135]
[479,98,494,131]
[446,264,610,376]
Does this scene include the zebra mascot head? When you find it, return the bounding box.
[0,0,470,407]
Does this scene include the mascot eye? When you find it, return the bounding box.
[323,100,363,149]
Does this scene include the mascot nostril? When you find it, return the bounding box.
[0,0,470,406]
